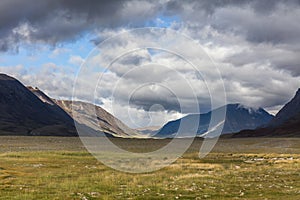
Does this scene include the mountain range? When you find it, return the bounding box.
[0,73,138,137]
[155,104,274,138]
[0,73,299,138]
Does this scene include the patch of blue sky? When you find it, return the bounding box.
[0,33,94,71]
[144,15,180,28]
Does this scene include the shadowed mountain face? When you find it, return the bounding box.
[0,74,76,136]
[233,89,300,137]
[156,104,274,138]
[269,89,300,127]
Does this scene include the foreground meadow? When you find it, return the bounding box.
[0,137,299,200]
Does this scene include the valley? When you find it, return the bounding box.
[0,136,299,199]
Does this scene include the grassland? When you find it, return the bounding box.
[0,137,299,199]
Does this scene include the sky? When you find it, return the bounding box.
[0,0,300,128]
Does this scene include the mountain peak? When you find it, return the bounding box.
[268,88,300,127]
[296,88,300,96]
[0,74,77,136]
[227,103,262,114]
[227,103,257,108]
[0,73,16,81]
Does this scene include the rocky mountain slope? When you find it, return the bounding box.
[53,100,141,137]
[28,86,140,137]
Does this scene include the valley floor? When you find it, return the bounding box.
[0,137,299,199]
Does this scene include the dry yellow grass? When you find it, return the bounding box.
[0,137,299,199]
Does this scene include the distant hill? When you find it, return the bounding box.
[155,104,274,138]
[233,89,300,137]
[136,126,161,136]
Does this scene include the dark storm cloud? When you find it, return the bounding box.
[165,0,300,46]
[129,91,181,112]
[0,0,163,51]
[1,0,300,52]
[165,0,299,16]
[210,3,300,45]
[224,46,300,76]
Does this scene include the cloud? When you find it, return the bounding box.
[69,55,84,66]
[210,3,300,45]
[1,1,300,76]
[50,48,70,58]
[86,28,299,121]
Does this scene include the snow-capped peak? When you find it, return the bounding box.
[236,104,261,114]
